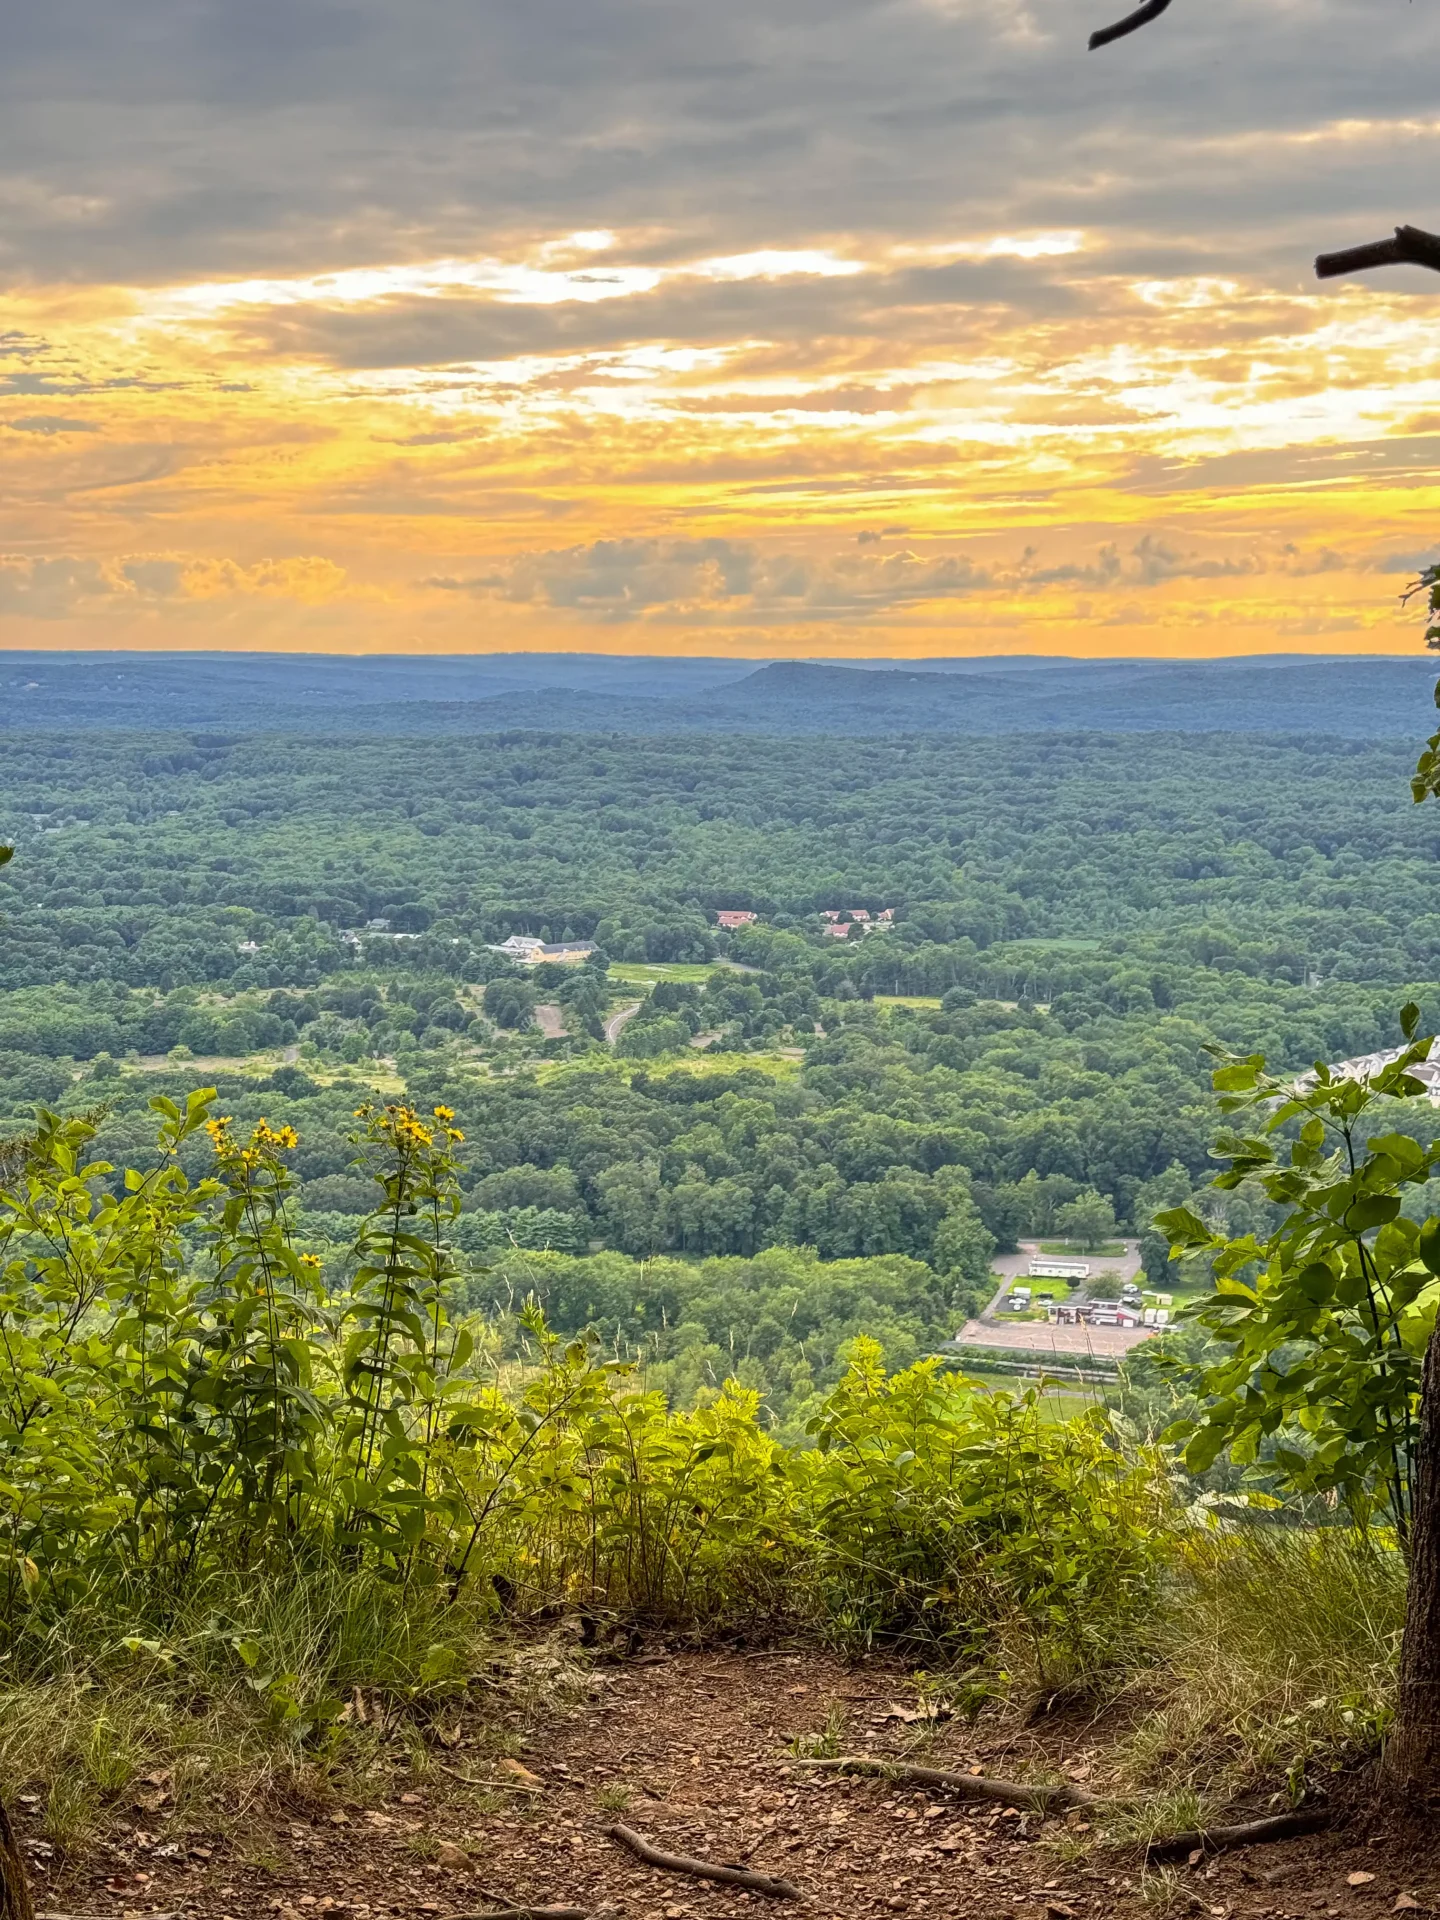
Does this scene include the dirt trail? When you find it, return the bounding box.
[25,1649,1440,1920]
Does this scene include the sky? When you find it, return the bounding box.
[6,0,1440,659]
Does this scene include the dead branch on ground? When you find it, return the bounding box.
[606,1823,801,1899]
[460,1908,598,1920]
[782,1754,1101,1811]
[1144,1808,1329,1864]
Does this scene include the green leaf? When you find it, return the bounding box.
[1212,1058,1263,1092]
[1370,1132,1428,1174]
[1155,1206,1212,1251]
[1295,1262,1335,1305]
[1402,1001,1422,1041]
[1185,1422,1231,1473]
[1420,1219,1440,1278]
[1346,1195,1401,1232]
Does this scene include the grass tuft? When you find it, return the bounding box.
[1112,1525,1404,1802]
[787,1704,847,1759]
[0,1558,499,1834]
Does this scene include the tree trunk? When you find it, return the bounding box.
[0,1795,35,1920]
[1388,1326,1440,1791]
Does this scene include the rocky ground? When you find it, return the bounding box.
[16,1648,1440,1920]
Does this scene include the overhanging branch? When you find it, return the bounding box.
[1315,224,1440,280]
[1088,0,1173,51]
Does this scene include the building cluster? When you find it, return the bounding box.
[489,933,597,964]
[820,907,895,939]
[709,907,898,937]
[1005,1269,1171,1330]
[338,919,422,949]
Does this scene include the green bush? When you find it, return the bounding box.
[795,1339,1169,1672]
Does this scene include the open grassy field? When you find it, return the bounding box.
[632,1048,803,1081]
[961,1366,1103,1421]
[992,937,1104,953]
[607,960,746,987]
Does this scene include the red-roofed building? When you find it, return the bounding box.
[715,909,758,929]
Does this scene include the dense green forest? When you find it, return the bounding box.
[0,725,1433,1424]
[3,732,1439,986]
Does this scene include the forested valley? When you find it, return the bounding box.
[5,711,1440,1915]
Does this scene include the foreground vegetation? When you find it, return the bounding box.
[0,1060,1425,1850]
[6,720,1440,1855]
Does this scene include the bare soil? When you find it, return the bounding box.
[18,1649,1440,1920]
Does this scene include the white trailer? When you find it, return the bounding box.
[1027,1257,1090,1280]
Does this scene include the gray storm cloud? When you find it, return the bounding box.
[3,0,1440,289]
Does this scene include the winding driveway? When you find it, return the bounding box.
[605,1001,642,1046]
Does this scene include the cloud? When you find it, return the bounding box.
[423,533,1356,624]
[0,552,351,618]
[5,0,1440,290]
[3,414,100,434]
[6,0,1440,657]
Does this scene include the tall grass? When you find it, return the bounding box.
[1115,1525,1405,1809]
[0,1559,499,1835]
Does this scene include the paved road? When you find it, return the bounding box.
[990,1236,1142,1283]
[605,1001,642,1045]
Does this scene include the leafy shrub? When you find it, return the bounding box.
[0,1093,1172,1736]
[795,1339,1168,1674]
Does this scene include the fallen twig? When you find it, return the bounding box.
[440,1762,542,1793]
[1088,0,1173,51]
[606,1823,801,1899]
[1316,224,1440,281]
[783,1754,1101,1812]
[1144,1808,1329,1864]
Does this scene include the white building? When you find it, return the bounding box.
[1295,1045,1440,1106]
[1028,1257,1090,1280]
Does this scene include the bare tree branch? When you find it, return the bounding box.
[1316,224,1440,280]
[1088,0,1173,52]
[606,1825,800,1900]
[1144,1808,1329,1864]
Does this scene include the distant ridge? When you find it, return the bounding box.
[0,650,1433,739]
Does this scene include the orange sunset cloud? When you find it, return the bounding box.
[5,0,1440,658]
